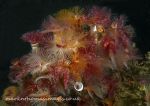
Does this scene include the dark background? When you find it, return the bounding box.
[0,0,150,96]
